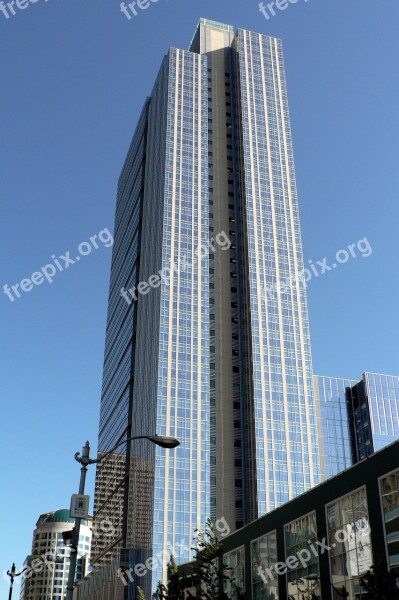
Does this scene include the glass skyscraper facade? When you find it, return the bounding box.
[92,18,326,597]
[92,41,210,595]
[91,99,150,575]
[233,27,321,514]
[189,19,321,529]
[136,44,210,581]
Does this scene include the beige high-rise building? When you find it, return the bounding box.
[19,509,92,600]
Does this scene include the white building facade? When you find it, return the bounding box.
[19,509,92,600]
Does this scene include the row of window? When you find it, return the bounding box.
[223,468,399,599]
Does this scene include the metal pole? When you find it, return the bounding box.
[7,562,27,600]
[6,563,20,600]
[64,435,179,600]
[66,442,90,600]
[8,569,13,600]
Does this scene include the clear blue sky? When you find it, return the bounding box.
[1,0,398,592]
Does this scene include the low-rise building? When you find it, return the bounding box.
[180,440,399,599]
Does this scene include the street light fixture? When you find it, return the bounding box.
[65,434,179,600]
[146,435,180,449]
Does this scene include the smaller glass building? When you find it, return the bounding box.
[315,372,399,480]
[347,373,399,462]
[314,375,356,481]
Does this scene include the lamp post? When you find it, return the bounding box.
[6,563,26,600]
[306,575,349,598]
[65,435,179,600]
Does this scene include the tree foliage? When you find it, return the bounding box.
[137,586,147,600]
[152,555,185,600]
[153,581,167,600]
[360,561,399,599]
[152,520,245,599]
[186,518,244,600]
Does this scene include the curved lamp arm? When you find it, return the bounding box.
[7,563,28,580]
[74,435,180,466]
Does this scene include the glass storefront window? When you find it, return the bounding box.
[284,512,320,600]
[380,468,399,576]
[251,531,279,600]
[224,546,245,599]
[326,486,372,599]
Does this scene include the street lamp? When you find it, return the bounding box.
[306,575,349,598]
[65,434,180,600]
[6,563,26,600]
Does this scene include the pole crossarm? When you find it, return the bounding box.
[7,568,25,579]
[7,563,27,580]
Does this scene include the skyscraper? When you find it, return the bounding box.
[91,18,321,596]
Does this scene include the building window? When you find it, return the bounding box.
[251,530,279,600]
[285,511,320,599]
[224,546,245,599]
[379,468,399,576]
[326,486,372,597]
